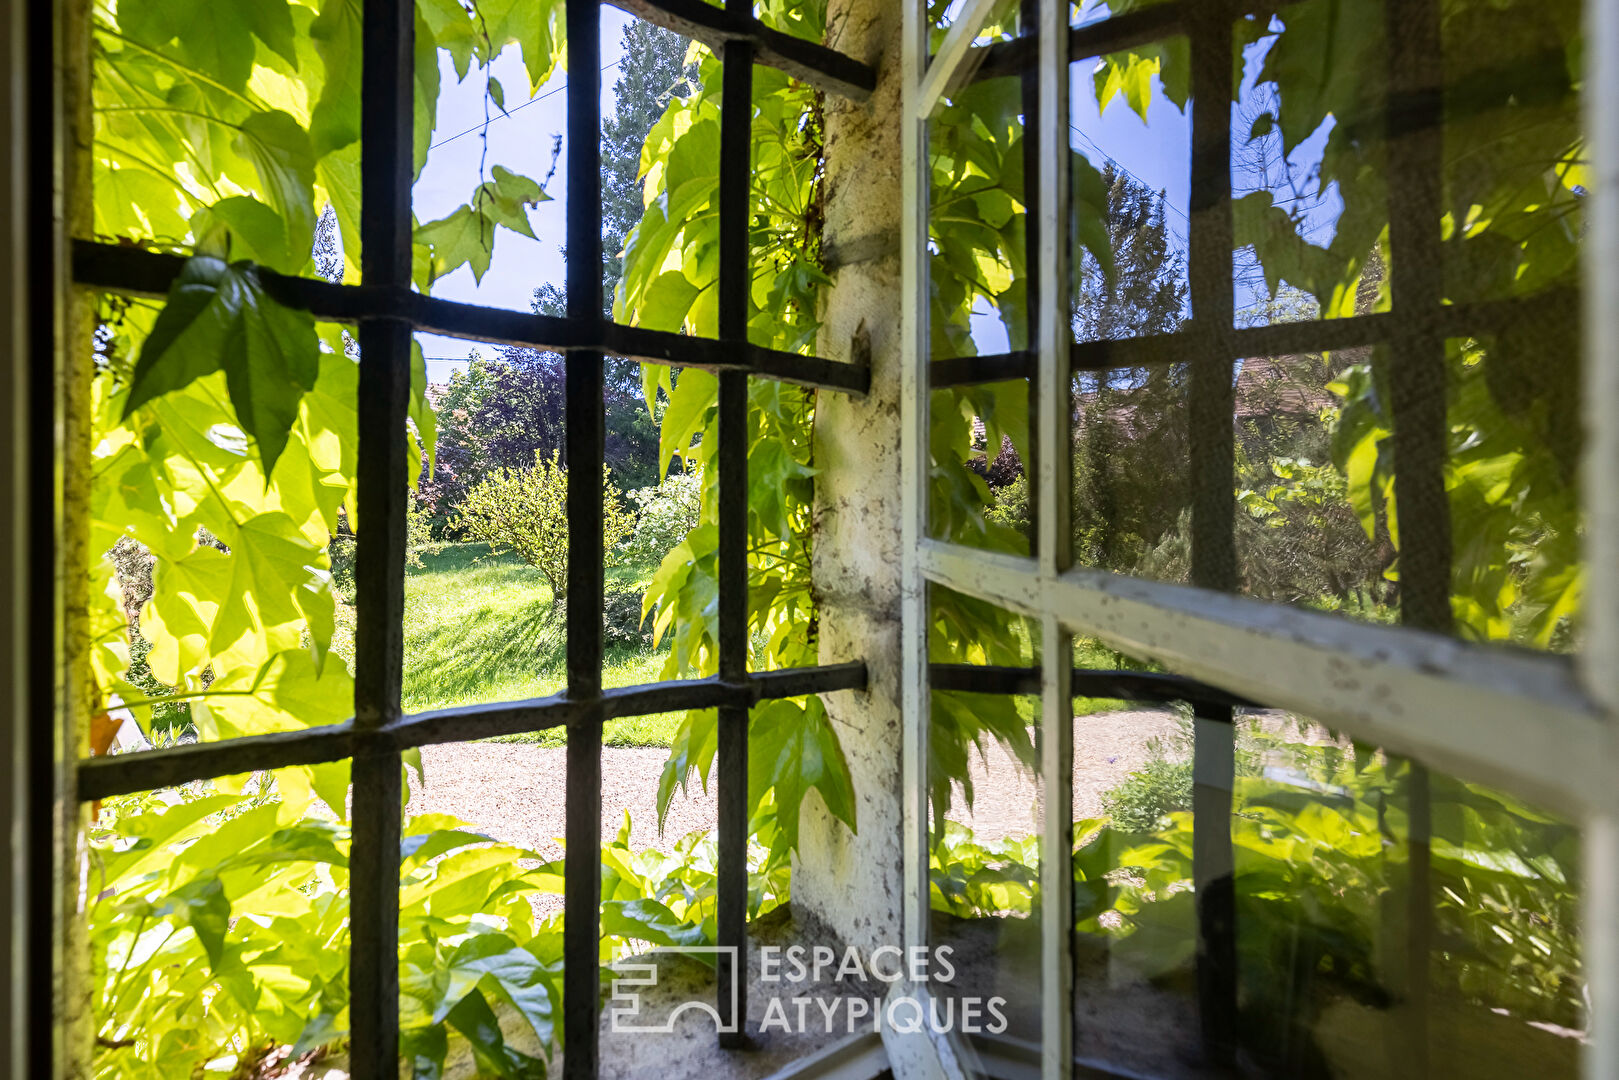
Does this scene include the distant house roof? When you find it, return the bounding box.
[1233,355,1334,420]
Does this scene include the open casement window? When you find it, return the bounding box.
[20,0,878,1077]
[901,0,1619,1077]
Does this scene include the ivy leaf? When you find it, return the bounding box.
[479,0,567,92]
[417,205,494,284]
[418,0,478,79]
[658,367,717,476]
[475,166,549,239]
[308,0,361,157]
[156,876,231,969]
[488,76,507,114]
[125,257,320,479]
[414,9,441,176]
[191,196,293,273]
[748,697,857,852]
[119,0,296,94]
[233,111,318,270]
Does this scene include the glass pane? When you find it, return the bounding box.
[89,2,357,280]
[1071,367,1191,580]
[1231,1,1391,328]
[1071,705,1206,1073]
[1440,0,1582,307]
[1443,333,1580,649]
[929,73,1029,360]
[92,309,359,755]
[1234,349,1392,619]
[1071,38,1192,342]
[928,584,1043,1056]
[930,380,1033,556]
[1069,701,1584,1078]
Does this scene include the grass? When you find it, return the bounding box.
[327,546,1149,749]
[334,542,684,747]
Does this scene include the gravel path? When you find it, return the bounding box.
[406,707,1185,868]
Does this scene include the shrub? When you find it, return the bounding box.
[620,468,703,567]
[603,582,653,649]
[452,450,636,603]
[1101,755,1194,832]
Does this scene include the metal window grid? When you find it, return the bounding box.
[50,1,881,1077]
[901,1,1619,1079]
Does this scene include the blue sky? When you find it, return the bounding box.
[413,18,1332,376]
[412,7,639,382]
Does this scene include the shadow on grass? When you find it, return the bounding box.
[404,595,565,707]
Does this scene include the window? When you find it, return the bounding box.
[36,2,874,1077]
[902,0,1619,1076]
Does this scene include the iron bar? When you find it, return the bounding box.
[22,0,63,1073]
[349,0,416,1072]
[1184,0,1239,1066]
[715,23,753,1049]
[69,240,869,395]
[1383,0,1450,1070]
[1021,0,1044,565]
[928,663,1256,710]
[969,2,1185,83]
[563,3,605,1075]
[920,291,1576,387]
[1191,701,1238,1063]
[609,0,875,100]
[74,665,868,802]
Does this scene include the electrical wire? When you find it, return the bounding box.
[429,58,624,150]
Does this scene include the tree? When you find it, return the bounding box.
[452,449,635,603]
[1072,162,1189,343]
[434,30,692,508]
[421,347,566,523]
[603,22,697,304]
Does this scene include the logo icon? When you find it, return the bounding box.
[607,946,739,1034]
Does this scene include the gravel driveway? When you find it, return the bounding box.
[405,707,1184,869]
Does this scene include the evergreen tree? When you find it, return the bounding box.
[602,22,696,305]
[1069,165,1191,571]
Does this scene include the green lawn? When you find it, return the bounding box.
[327,544,1148,748]
[334,543,684,747]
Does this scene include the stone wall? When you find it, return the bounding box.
[792,0,907,958]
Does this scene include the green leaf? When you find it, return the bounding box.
[125,258,320,478]
[475,166,549,239]
[308,0,362,157]
[156,876,231,969]
[191,196,294,272]
[601,898,709,948]
[488,76,507,114]
[748,697,857,852]
[233,111,317,270]
[658,368,717,476]
[445,989,547,1079]
[119,0,297,94]
[417,205,494,284]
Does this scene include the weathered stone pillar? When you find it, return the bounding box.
[793,0,905,957]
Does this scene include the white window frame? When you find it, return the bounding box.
[898,1,1619,1077]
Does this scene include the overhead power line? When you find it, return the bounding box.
[1069,122,1191,230]
[429,58,624,151]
